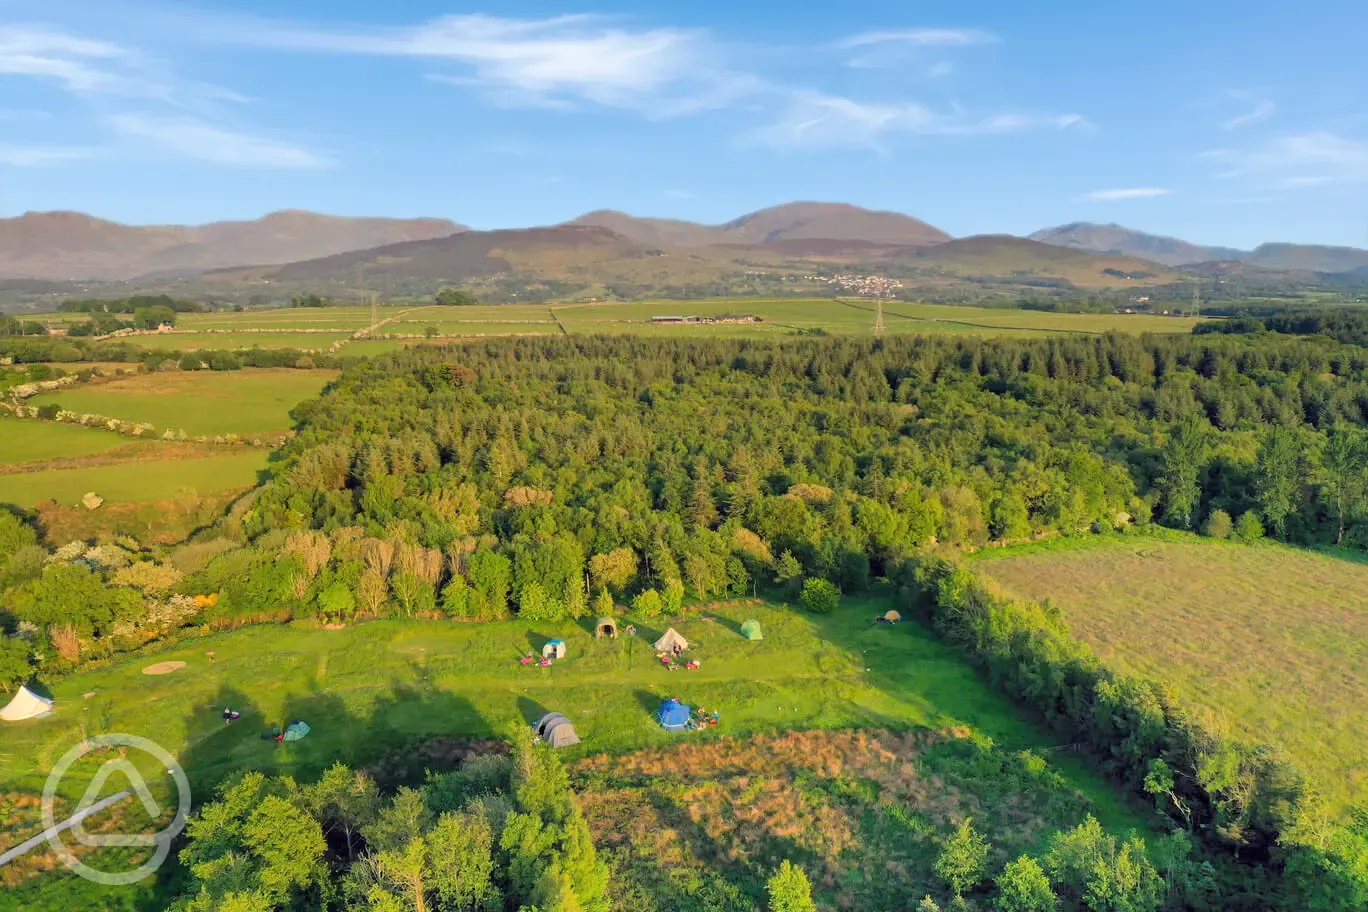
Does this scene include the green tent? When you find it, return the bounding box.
[741,619,763,641]
[282,720,311,742]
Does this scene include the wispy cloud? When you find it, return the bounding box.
[224,13,751,115]
[108,114,330,169]
[839,28,998,49]
[927,61,954,78]
[751,90,1082,151]
[0,25,168,98]
[0,144,93,166]
[1222,93,1275,130]
[1204,131,1368,188]
[1086,187,1173,200]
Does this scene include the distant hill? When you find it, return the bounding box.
[1029,223,1244,266]
[0,210,466,280]
[1244,243,1368,273]
[569,202,951,248]
[1031,221,1368,273]
[905,235,1176,286]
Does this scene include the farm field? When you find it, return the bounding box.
[27,368,337,436]
[121,331,352,350]
[0,417,127,466]
[975,535,1368,814]
[0,448,268,507]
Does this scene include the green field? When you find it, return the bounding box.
[0,449,268,507]
[0,596,1144,834]
[123,332,353,350]
[0,417,127,466]
[975,536,1368,814]
[27,369,337,436]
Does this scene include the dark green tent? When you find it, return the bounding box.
[740,619,763,641]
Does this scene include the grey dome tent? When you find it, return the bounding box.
[740,619,763,641]
[595,617,618,638]
[534,712,581,747]
[542,639,567,659]
[0,686,52,722]
[653,628,689,653]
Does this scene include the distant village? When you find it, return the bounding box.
[802,273,905,297]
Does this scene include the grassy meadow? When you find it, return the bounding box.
[0,417,127,466]
[27,368,337,437]
[975,535,1368,815]
[122,331,353,350]
[0,449,268,507]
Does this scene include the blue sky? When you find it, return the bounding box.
[2,0,1367,249]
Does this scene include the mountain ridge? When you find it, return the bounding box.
[0,210,468,281]
[1031,221,1368,272]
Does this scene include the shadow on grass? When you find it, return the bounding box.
[703,612,743,637]
[517,694,551,726]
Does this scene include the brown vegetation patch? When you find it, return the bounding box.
[141,660,185,675]
[35,486,250,547]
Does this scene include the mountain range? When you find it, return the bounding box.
[3,204,1367,309]
[0,210,465,281]
[566,202,951,248]
[1030,222,1368,272]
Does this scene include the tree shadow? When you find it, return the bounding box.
[634,689,663,719]
[703,612,743,637]
[517,694,552,726]
[525,630,551,654]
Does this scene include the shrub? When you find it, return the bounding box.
[935,818,989,897]
[631,589,662,618]
[35,403,60,420]
[766,860,816,912]
[1235,510,1264,543]
[112,561,184,596]
[1202,509,1233,539]
[178,354,201,371]
[799,577,840,614]
[995,856,1055,912]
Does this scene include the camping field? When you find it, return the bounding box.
[0,594,1151,909]
[974,535,1368,815]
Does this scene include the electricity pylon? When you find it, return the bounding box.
[873,299,885,338]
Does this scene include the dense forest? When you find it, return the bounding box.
[7,331,1368,906]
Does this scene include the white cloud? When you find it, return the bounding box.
[1204,131,1368,188]
[227,13,749,115]
[108,114,330,169]
[751,90,1082,151]
[1086,187,1173,200]
[0,25,167,98]
[0,144,92,166]
[1222,97,1275,130]
[839,28,998,49]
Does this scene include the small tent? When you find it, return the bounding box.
[0,686,52,722]
[542,639,567,659]
[882,610,902,623]
[653,628,689,653]
[740,619,763,641]
[282,720,311,742]
[656,698,692,732]
[595,617,618,638]
[534,712,580,747]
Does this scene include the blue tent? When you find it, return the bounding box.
[657,698,692,732]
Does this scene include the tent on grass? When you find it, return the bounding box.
[595,617,618,638]
[0,686,52,722]
[882,610,902,623]
[542,639,567,659]
[282,720,311,742]
[653,628,689,654]
[656,698,691,732]
[534,712,581,747]
[740,619,763,641]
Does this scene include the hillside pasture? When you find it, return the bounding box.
[26,368,337,436]
[975,536,1368,814]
